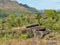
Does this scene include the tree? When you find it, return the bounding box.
[15,16,22,27]
[36,13,42,25]
[7,14,16,27]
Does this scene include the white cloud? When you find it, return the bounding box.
[40,0,60,3]
[52,0,60,2]
[11,0,16,1]
[37,0,60,1]
[56,5,60,9]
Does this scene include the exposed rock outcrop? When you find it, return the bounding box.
[0,23,52,39]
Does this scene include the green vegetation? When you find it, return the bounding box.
[0,9,60,39]
[0,10,60,30]
[0,0,60,45]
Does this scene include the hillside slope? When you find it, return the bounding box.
[0,0,39,14]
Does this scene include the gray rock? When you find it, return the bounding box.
[26,23,39,28]
[31,26,46,31]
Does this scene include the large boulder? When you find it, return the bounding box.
[31,26,46,31]
[20,28,34,38]
[34,30,51,39]
[0,31,6,36]
[26,24,51,39]
[21,28,28,34]
[26,23,39,28]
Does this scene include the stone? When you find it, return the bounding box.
[31,26,46,31]
[26,23,39,28]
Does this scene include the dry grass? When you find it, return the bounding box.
[1,32,60,45]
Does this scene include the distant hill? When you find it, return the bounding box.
[0,0,39,14]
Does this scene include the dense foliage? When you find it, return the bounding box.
[0,9,60,39]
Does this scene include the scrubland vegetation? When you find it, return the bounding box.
[0,10,60,45]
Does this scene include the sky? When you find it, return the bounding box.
[16,0,60,10]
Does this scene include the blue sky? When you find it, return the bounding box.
[16,0,60,10]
